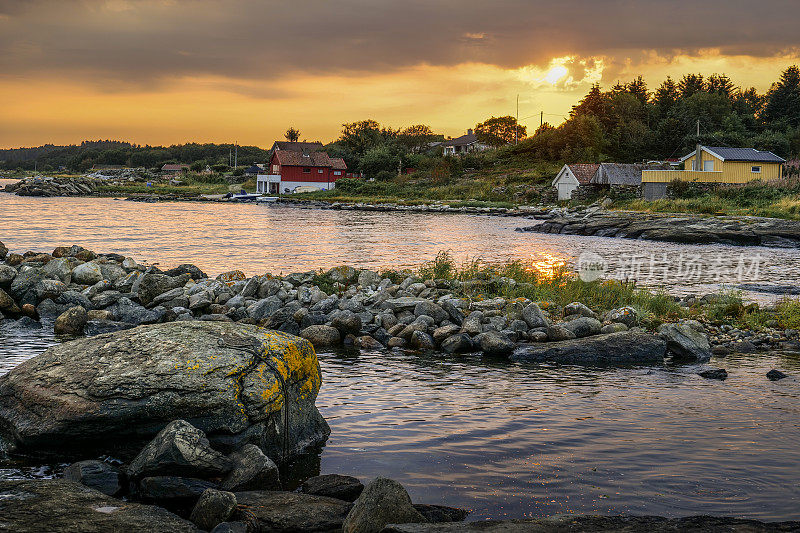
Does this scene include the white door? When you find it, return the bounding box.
[557,183,573,200]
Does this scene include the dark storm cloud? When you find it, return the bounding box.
[1,0,798,87]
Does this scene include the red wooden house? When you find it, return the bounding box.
[263,149,347,193]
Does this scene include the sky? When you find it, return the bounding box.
[1,0,799,149]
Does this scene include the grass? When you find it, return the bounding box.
[617,179,800,220]
[95,172,252,197]
[410,251,684,328]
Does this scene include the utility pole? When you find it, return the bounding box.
[696,119,700,137]
[540,111,544,128]
[229,148,232,167]
[515,94,519,145]
[234,142,238,169]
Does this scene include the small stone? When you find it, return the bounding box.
[564,302,596,318]
[342,477,427,533]
[698,368,728,380]
[301,324,341,348]
[767,369,788,381]
[54,305,87,336]
[477,331,515,357]
[410,330,435,350]
[547,325,576,341]
[63,460,123,496]
[562,316,602,338]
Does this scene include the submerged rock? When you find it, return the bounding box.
[0,322,329,460]
[767,369,788,381]
[302,474,364,502]
[698,368,728,381]
[511,331,666,365]
[234,490,352,532]
[63,460,124,497]
[0,479,197,532]
[658,323,712,362]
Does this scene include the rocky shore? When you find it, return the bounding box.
[1,240,797,530]
[517,208,800,248]
[3,176,98,197]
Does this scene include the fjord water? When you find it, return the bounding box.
[1,190,799,521]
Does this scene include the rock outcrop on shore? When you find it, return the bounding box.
[0,322,329,459]
[517,210,800,248]
[4,176,98,197]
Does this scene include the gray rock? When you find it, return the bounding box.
[328,265,358,284]
[440,300,463,326]
[188,290,213,311]
[139,476,218,508]
[221,444,280,492]
[564,301,596,318]
[332,310,363,336]
[412,504,469,523]
[606,306,638,327]
[699,368,728,380]
[234,490,352,532]
[382,297,428,313]
[35,278,67,301]
[0,479,198,532]
[0,322,329,460]
[72,261,104,286]
[91,290,124,308]
[108,296,164,325]
[128,420,232,480]
[302,474,364,502]
[56,290,93,310]
[767,369,788,381]
[164,264,207,281]
[248,296,282,320]
[477,331,515,357]
[460,312,483,335]
[562,316,602,338]
[0,264,17,286]
[311,296,339,315]
[512,331,667,365]
[138,273,191,307]
[414,301,448,324]
[301,324,341,348]
[358,270,382,288]
[410,330,435,350]
[440,333,474,354]
[546,325,577,341]
[522,303,546,328]
[41,257,73,283]
[151,287,186,307]
[342,477,427,533]
[84,319,134,336]
[9,267,49,306]
[63,460,123,496]
[432,324,460,344]
[658,323,712,362]
[0,286,19,313]
[190,489,237,531]
[54,305,88,335]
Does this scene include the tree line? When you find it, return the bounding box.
[513,66,800,163]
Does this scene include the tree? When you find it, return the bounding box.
[359,145,400,178]
[475,116,526,147]
[397,124,439,153]
[653,77,679,118]
[570,83,607,118]
[678,74,705,98]
[625,76,649,104]
[284,127,300,142]
[706,74,736,99]
[339,120,385,155]
[763,65,800,128]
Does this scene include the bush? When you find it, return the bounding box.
[777,299,800,329]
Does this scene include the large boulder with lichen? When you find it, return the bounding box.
[0,322,329,460]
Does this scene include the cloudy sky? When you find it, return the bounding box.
[1,0,798,148]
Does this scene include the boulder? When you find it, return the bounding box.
[128,420,232,479]
[301,324,341,348]
[138,273,191,306]
[414,301,448,324]
[601,323,628,334]
[767,369,788,381]
[42,257,74,283]
[562,316,602,338]
[546,325,576,341]
[221,444,280,492]
[0,264,17,286]
[342,477,427,533]
[0,286,19,314]
[54,305,88,335]
[107,297,164,325]
[410,330,435,350]
[211,522,249,533]
[138,476,218,508]
[234,490,352,532]
[606,306,638,327]
[35,278,67,301]
[440,333,474,354]
[658,323,712,362]
[9,267,49,306]
[71,262,104,286]
[412,504,469,523]
[563,301,596,318]
[302,474,364,502]
[165,264,207,281]
[331,310,363,336]
[0,322,330,460]
[63,460,124,496]
[477,331,515,357]
[522,303,546,328]
[512,331,666,365]
[189,489,237,531]
[328,265,358,284]
[0,479,198,532]
[0,240,6,259]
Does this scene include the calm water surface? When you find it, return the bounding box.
[1,188,800,521]
[1,334,798,521]
[2,190,800,302]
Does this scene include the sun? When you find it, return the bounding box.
[544,65,568,85]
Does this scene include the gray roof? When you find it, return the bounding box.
[681,146,786,163]
[442,133,479,147]
[592,163,671,185]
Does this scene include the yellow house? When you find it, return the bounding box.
[642,145,786,199]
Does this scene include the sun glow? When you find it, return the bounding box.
[544,65,568,85]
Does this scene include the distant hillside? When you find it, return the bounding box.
[0,140,268,171]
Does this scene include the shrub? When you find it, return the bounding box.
[776,298,800,329]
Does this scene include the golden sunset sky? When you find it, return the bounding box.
[1,0,798,149]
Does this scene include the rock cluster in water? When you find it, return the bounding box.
[517,208,800,248]
[3,176,98,197]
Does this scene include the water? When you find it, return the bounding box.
[2,192,800,303]
[1,190,800,521]
[1,334,799,521]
